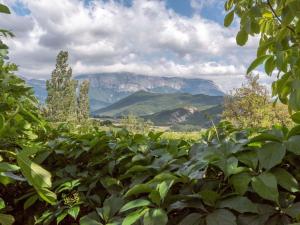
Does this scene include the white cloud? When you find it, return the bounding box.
[0,0,260,92]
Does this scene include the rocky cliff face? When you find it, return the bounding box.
[24,72,224,111]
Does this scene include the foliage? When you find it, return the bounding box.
[119,114,154,134]
[45,51,90,123]
[223,73,292,129]
[46,51,78,122]
[78,80,90,122]
[2,1,300,225]
[224,0,300,116]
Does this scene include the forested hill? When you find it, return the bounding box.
[24,72,224,111]
[93,90,223,118]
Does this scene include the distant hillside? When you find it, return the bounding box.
[94,91,223,118]
[143,105,223,128]
[23,72,224,111]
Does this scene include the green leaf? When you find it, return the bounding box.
[224,11,234,27]
[120,199,151,213]
[251,172,279,203]
[0,214,15,225]
[16,150,57,205]
[199,190,220,206]
[283,202,300,219]
[122,209,147,225]
[24,194,38,210]
[264,56,275,75]
[217,196,258,213]
[257,142,286,170]
[143,208,168,225]
[286,136,300,155]
[236,29,248,46]
[68,206,80,220]
[291,112,300,124]
[0,198,5,210]
[179,213,203,225]
[0,162,20,172]
[57,211,68,224]
[80,212,102,225]
[206,209,237,225]
[157,181,173,202]
[272,168,299,193]
[247,55,271,74]
[0,4,10,14]
[125,184,153,197]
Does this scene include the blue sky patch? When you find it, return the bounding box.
[12,0,30,16]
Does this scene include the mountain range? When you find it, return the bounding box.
[24,72,224,111]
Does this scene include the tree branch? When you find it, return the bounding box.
[267,0,296,34]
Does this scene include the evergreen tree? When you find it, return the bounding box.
[78,80,90,121]
[46,51,77,122]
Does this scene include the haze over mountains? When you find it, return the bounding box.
[24,72,224,128]
[25,72,224,110]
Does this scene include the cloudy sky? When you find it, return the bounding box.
[0,0,272,92]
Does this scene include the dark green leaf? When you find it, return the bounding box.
[247,55,271,74]
[217,196,258,213]
[257,142,286,170]
[251,172,278,203]
[143,208,168,225]
[236,29,248,46]
[206,209,237,225]
[120,199,151,213]
[179,213,203,225]
[0,4,10,14]
[286,136,300,155]
[272,168,299,193]
[224,11,234,27]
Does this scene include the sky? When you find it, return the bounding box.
[0,0,273,92]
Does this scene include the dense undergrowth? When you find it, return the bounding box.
[2,0,300,224]
[2,69,300,225]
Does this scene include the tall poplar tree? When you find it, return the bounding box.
[46,51,78,122]
[78,80,90,121]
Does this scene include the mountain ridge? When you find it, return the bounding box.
[23,72,224,111]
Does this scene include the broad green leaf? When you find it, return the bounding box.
[206,209,237,225]
[285,136,300,155]
[102,195,124,219]
[257,142,286,170]
[272,168,299,192]
[291,112,300,124]
[283,202,300,218]
[236,29,248,46]
[122,209,147,225]
[0,214,15,225]
[236,151,258,169]
[143,208,168,225]
[125,184,153,197]
[16,151,57,205]
[224,11,234,27]
[157,181,173,202]
[247,55,271,74]
[120,199,151,212]
[217,196,258,213]
[265,56,275,75]
[179,213,203,225]
[80,212,102,225]
[251,172,278,203]
[68,206,80,220]
[0,4,10,14]
[199,190,220,206]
